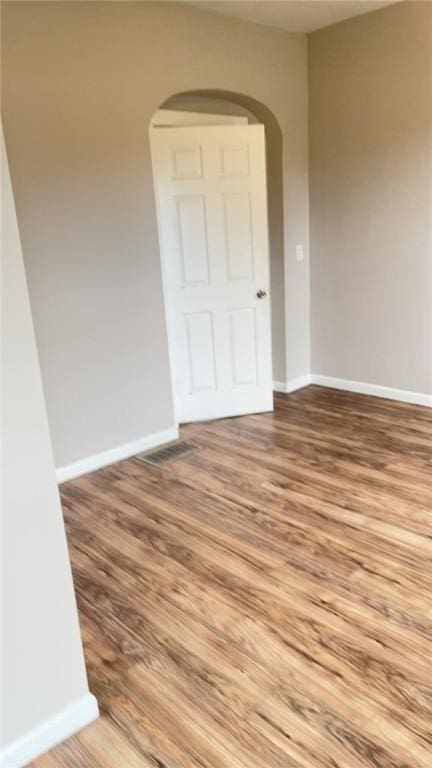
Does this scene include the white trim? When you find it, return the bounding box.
[56,426,179,483]
[0,693,98,768]
[311,375,432,407]
[273,374,432,407]
[273,375,312,394]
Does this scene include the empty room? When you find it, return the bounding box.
[1,1,431,766]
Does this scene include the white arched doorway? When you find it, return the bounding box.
[149,95,276,424]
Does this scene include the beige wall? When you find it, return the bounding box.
[1,1,309,468]
[1,128,97,762]
[309,1,432,394]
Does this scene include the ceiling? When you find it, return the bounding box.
[187,1,399,34]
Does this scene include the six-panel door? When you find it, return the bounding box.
[151,124,273,423]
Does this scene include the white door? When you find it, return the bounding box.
[151,109,248,127]
[151,124,273,423]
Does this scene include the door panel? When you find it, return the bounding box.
[171,146,203,179]
[177,196,210,284]
[219,143,249,176]
[151,124,273,423]
[185,312,217,393]
[229,308,258,386]
[223,193,254,280]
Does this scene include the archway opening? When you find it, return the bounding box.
[156,90,286,385]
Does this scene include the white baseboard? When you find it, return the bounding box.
[311,375,432,407]
[56,426,179,483]
[273,375,312,394]
[273,380,287,393]
[274,374,431,407]
[56,376,430,484]
[0,693,98,768]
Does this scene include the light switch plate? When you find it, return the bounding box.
[296,244,304,262]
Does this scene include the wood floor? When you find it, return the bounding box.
[31,386,432,768]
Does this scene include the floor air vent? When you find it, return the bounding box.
[134,441,198,466]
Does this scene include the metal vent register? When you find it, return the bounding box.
[134,441,198,466]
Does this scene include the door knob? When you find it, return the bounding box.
[256,289,267,299]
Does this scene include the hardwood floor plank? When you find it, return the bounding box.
[249,684,425,768]
[29,387,432,768]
